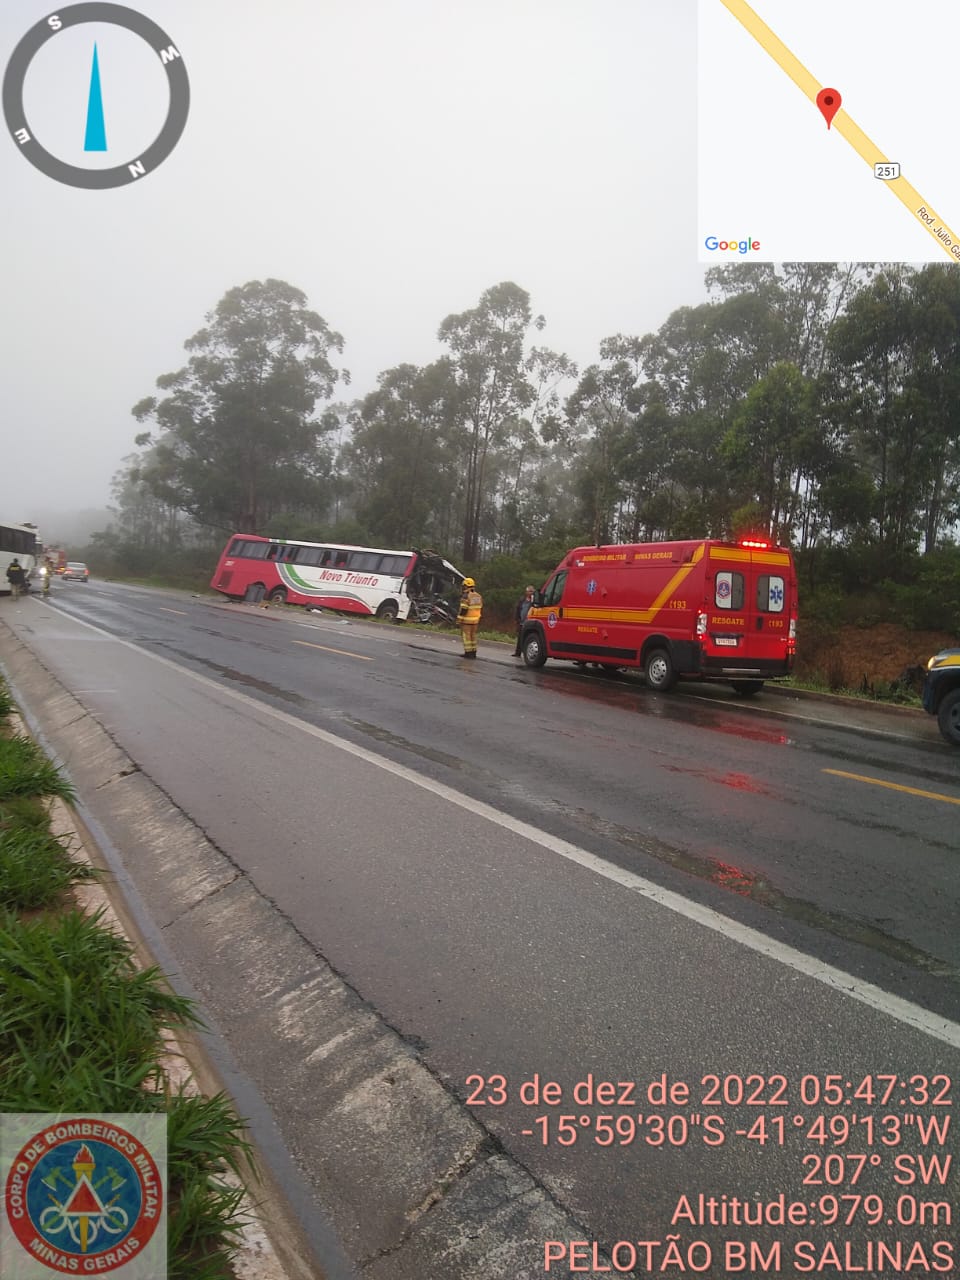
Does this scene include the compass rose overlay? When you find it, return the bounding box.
[2,4,189,189]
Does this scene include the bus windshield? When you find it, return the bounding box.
[210,534,463,622]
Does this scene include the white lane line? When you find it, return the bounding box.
[24,608,960,1051]
[292,640,373,662]
[159,607,189,616]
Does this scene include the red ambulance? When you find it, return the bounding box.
[520,538,797,695]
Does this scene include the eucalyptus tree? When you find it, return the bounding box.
[564,335,644,544]
[903,265,960,552]
[721,361,820,540]
[825,266,926,558]
[131,279,347,532]
[107,453,187,552]
[344,360,463,548]
[438,282,574,560]
[704,261,867,377]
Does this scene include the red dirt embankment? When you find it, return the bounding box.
[795,623,956,690]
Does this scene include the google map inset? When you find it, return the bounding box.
[698,0,960,262]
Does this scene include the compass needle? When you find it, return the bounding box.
[83,42,107,152]
[5,5,188,187]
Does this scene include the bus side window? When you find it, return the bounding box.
[334,551,349,567]
[348,552,382,572]
[281,546,299,562]
[266,545,279,560]
[381,554,410,577]
[238,540,269,559]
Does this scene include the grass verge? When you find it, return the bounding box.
[0,680,253,1279]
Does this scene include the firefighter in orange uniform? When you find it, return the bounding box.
[457,577,483,659]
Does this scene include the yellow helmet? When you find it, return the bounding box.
[462,577,475,589]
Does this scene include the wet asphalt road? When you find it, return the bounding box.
[3,580,958,1271]
[26,579,958,1008]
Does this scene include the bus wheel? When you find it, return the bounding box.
[731,679,764,697]
[376,600,400,622]
[522,631,547,668]
[644,648,676,692]
[268,587,287,605]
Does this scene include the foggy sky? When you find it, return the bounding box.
[1,1,706,532]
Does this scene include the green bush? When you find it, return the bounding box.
[0,907,198,1111]
[0,736,76,804]
[0,680,252,1279]
[0,826,96,911]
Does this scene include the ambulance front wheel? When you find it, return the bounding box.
[522,631,547,668]
[644,648,677,692]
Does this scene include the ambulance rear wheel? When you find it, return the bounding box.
[522,631,547,668]
[731,679,764,697]
[644,648,676,692]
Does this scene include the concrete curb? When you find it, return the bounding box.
[4,707,293,1280]
[0,610,602,1279]
[759,682,924,714]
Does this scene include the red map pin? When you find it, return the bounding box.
[816,87,842,129]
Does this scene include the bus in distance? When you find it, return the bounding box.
[0,522,39,593]
[209,534,464,622]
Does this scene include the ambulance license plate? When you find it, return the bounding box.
[715,637,738,646]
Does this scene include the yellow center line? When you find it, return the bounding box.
[824,769,960,807]
[292,640,373,661]
[719,0,960,261]
[159,607,188,616]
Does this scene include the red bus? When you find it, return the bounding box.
[209,534,463,622]
[520,537,798,694]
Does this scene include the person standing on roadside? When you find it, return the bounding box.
[513,585,535,656]
[457,576,483,659]
[6,558,26,600]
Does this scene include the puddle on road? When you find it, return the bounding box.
[335,715,955,981]
[155,644,308,706]
[337,709,956,984]
[519,670,799,747]
[337,715,471,771]
[664,764,777,797]
[150,639,955,984]
[551,801,958,980]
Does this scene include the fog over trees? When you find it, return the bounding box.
[92,262,960,628]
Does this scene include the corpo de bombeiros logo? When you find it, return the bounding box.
[1,1114,166,1278]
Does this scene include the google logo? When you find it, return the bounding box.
[704,236,760,254]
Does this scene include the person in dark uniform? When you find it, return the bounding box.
[5,558,27,600]
[513,585,535,656]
